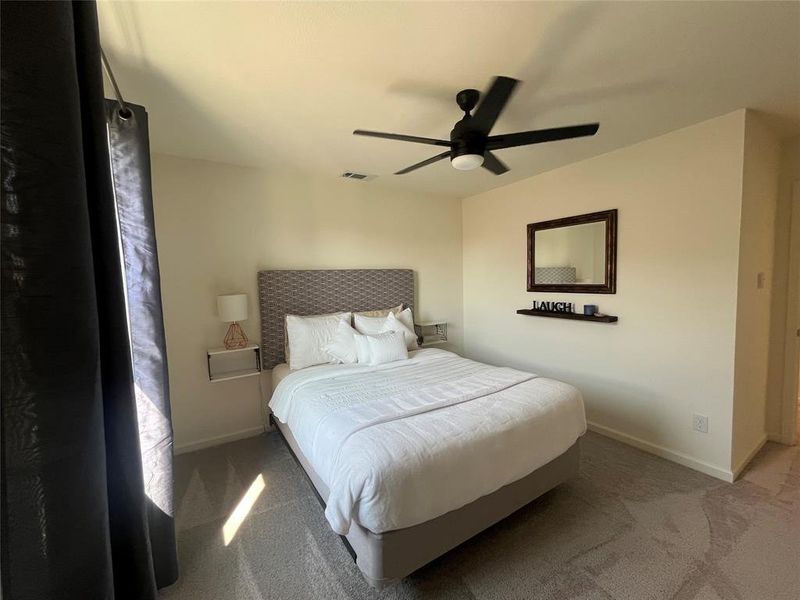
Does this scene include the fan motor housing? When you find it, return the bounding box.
[450,118,486,159]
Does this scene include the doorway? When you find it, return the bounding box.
[782,180,800,445]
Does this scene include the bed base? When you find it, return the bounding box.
[270,414,580,589]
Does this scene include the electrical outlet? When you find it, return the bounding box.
[692,414,709,433]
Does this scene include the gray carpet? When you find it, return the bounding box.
[162,431,799,600]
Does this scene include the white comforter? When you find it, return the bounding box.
[270,349,586,535]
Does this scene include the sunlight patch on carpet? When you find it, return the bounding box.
[223,474,266,546]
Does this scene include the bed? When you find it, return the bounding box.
[259,269,586,588]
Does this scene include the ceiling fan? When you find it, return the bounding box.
[354,76,599,175]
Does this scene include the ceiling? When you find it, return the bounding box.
[98,1,800,199]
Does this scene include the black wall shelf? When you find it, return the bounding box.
[516,309,618,323]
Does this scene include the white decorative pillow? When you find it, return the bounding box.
[354,331,408,366]
[353,333,373,364]
[354,304,404,318]
[354,308,419,350]
[323,319,359,364]
[368,331,409,365]
[353,312,391,336]
[285,312,352,370]
[395,307,416,338]
[383,311,419,350]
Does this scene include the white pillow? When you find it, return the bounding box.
[285,312,352,370]
[383,311,418,350]
[395,307,416,338]
[368,331,409,365]
[354,307,418,349]
[353,312,390,336]
[322,319,359,364]
[353,333,373,364]
[354,331,408,366]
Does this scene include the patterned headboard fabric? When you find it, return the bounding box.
[257,269,415,369]
[534,266,577,284]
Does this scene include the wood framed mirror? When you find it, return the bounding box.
[527,209,617,294]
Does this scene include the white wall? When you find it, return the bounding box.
[151,155,463,451]
[731,112,781,471]
[462,111,750,479]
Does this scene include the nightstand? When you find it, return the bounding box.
[206,344,261,382]
[414,321,448,346]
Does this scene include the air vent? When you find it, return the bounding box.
[341,172,375,181]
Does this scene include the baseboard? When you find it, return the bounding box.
[732,434,768,480]
[175,426,264,455]
[587,421,734,482]
[767,431,794,445]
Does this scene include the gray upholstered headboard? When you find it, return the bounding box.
[257,269,414,369]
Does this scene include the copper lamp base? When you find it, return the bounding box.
[223,322,249,350]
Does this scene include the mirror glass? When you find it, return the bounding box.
[534,221,607,285]
[527,209,617,294]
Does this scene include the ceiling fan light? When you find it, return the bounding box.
[451,153,484,171]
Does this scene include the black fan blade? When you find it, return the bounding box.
[487,123,599,150]
[354,130,452,148]
[395,151,451,175]
[482,151,509,175]
[470,76,519,135]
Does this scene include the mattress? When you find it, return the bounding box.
[271,362,293,389]
[269,348,586,536]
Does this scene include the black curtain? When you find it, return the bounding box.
[105,98,179,590]
[1,2,177,598]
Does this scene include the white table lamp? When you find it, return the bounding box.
[217,294,249,349]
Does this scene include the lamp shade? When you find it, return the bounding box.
[217,294,248,323]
